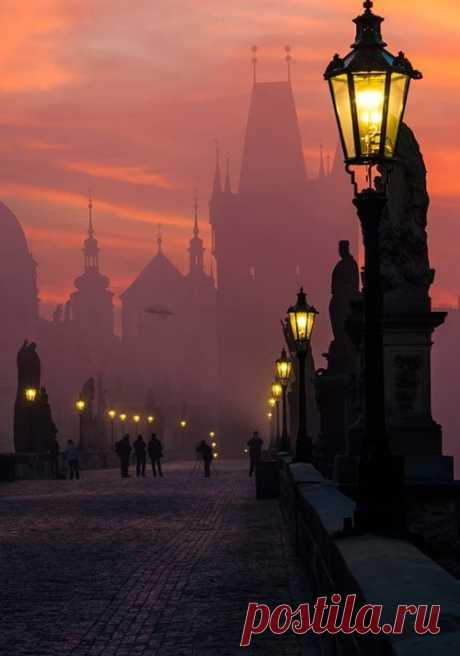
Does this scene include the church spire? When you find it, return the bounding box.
[193,193,199,237]
[157,223,163,253]
[212,140,222,197]
[88,191,94,238]
[188,195,204,276]
[83,192,99,271]
[224,157,232,193]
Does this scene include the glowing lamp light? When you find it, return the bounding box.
[268,397,276,408]
[75,399,86,413]
[180,420,187,428]
[119,413,127,422]
[108,409,116,420]
[276,348,293,386]
[211,441,217,448]
[267,412,273,420]
[133,415,141,424]
[324,0,421,165]
[271,382,282,400]
[25,387,38,402]
[287,288,318,349]
[209,431,216,438]
[147,415,154,424]
[244,448,248,454]
[213,452,219,459]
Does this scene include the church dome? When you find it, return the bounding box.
[0,201,39,330]
[0,201,30,258]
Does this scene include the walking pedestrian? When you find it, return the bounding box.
[134,435,146,477]
[247,430,264,477]
[115,434,132,478]
[196,440,213,478]
[64,439,80,480]
[148,433,164,477]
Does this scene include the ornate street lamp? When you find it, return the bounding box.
[271,382,282,448]
[325,0,421,167]
[275,348,293,452]
[75,398,86,448]
[25,387,38,403]
[287,288,318,462]
[324,0,420,531]
[108,409,116,449]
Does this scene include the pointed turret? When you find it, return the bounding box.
[319,145,326,179]
[330,142,344,179]
[188,196,205,276]
[224,157,232,194]
[211,142,222,198]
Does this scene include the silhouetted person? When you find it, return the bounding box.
[247,431,264,477]
[49,436,60,479]
[64,439,80,480]
[115,434,132,478]
[148,434,163,477]
[134,435,146,477]
[196,440,213,478]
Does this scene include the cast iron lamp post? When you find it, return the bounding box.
[108,409,116,449]
[324,0,421,531]
[275,348,293,452]
[287,288,318,463]
[75,398,86,448]
[119,413,127,436]
[271,382,282,449]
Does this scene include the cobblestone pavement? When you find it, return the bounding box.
[0,460,319,656]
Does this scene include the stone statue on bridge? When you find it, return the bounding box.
[14,341,58,453]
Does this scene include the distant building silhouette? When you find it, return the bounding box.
[68,195,115,347]
[210,75,355,452]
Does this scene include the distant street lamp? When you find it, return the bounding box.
[180,420,187,428]
[324,0,421,531]
[287,288,318,462]
[271,382,282,449]
[268,398,276,447]
[108,409,116,449]
[147,415,155,425]
[25,387,38,403]
[75,398,86,449]
[133,415,141,435]
[119,413,127,435]
[276,348,293,452]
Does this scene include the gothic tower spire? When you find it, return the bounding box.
[319,145,326,179]
[224,157,232,193]
[188,195,205,276]
[212,141,222,197]
[83,192,100,271]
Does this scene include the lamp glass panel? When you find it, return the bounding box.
[385,73,409,158]
[331,74,356,159]
[353,72,386,158]
[305,310,317,341]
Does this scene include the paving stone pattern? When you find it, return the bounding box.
[0,460,319,655]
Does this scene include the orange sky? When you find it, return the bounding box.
[1,0,459,317]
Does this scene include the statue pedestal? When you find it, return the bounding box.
[334,311,454,484]
[384,311,453,482]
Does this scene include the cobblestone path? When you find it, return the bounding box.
[0,460,319,656]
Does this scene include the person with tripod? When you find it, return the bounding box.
[196,440,213,478]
